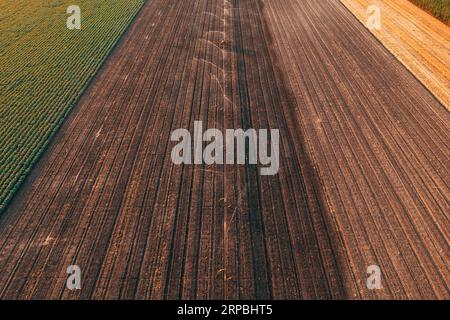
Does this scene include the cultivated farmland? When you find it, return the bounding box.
[342,0,450,109]
[0,0,448,300]
[409,0,449,24]
[0,0,144,211]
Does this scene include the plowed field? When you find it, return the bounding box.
[0,0,448,299]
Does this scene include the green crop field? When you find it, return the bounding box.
[0,0,145,212]
[409,0,449,24]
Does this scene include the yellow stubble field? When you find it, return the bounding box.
[341,0,450,110]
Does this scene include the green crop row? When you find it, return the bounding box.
[409,0,449,24]
[0,0,145,212]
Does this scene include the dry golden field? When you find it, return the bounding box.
[341,0,450,110]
